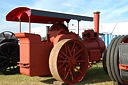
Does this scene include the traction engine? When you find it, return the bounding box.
[6,7,105,84]
[103,36,128,85]
[0,31,19,75]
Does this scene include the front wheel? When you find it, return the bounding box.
[49,39,88,84]
[0,42,19,75]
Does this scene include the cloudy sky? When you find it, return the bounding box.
[0,0,128,34]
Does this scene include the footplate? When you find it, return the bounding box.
[18,62,30,68]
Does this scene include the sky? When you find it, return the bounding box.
[0,0,128,36]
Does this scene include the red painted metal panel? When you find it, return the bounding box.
[89,50,101,62]
[16,33,53,76]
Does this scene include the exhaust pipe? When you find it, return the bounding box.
[93,11,100,34]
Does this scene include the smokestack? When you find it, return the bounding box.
[93,11,100,33]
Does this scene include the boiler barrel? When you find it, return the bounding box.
[82,39,105,62]
[82,39,105,53]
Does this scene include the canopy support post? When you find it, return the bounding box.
[19,19,21,33]
[67,22,69,28]
[78,20,80,36]
[66,20,70,29]
[29,16,31,33]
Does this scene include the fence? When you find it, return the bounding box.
[102,34,127,48]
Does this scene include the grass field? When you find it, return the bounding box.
[0,64,113,85]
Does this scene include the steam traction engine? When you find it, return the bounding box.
[0,31,19,75]
[104,35,128,85]
[6,7,105,84]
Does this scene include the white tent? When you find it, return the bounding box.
[100,22,128,35]
[29,22,128,37]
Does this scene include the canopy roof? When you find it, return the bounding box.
[6,7,93,24]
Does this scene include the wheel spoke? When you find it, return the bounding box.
[2,62,10,70]
[11,50,17,55]
[70,70,74,81]
[12,61,17,65]
[8,46,10,54]
[0,51,5,55]
[74,49,83,57]
[57,60,68,63]
[9,66,11,71]
[73,49,75,57]
[59,65,69,73]
[67,44,72,57]
[76,60,86,63]
[64,44,68,55]
[71,42,76,53]
[75,63,80,66]
[64,67,71,80]
[0,60,8,65]
[75,67,83,74]
[59,54,65,60]
[60,51,69,59]
[12,57,19,59]
[75,54,81,59]
[72,66,76,75]
[64,71,70,80]
[13,59,19,62]
[58,63,65,70]
[12,65,15,69]
[0,55,7,59]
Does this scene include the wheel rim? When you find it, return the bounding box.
[49,39,88,84]
[2,31,15,39]
[0,42,19,75]
[102,50,107,73]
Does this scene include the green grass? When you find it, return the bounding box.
[0,64,113,85]
[73,64,112,85]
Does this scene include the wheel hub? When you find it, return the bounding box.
[68,57,76,66]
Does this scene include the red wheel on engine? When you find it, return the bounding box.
[49,39,88,84]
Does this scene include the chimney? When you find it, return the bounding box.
[93,11,100,33]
